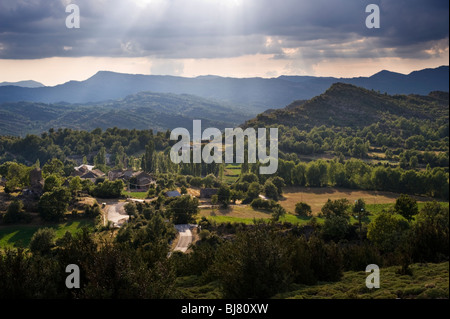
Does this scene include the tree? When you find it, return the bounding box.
[269,176,285,196]
[246,182,261,200]
[394,194,418,222]
[385,149,393,160]
[3,200,26,224]
[69,176,82,196]
[230,190,244,204]
[84,203,101,218]
[278,160,295,185]
[321,199,350,219]
[264,181,279,201]
[429,168,449,199]
[30,228,56,255]
[213,224,292,298]
[367,210,409,252]
[322,215,350,241]
[292,162,307,186]
[167,195,199,224]
[306,160,328,187]
[306,162,322,187]
[141,140,155,172]
[189,176,203,187]
[43,174,61,193]
[124,202,138,219]
[91,180,124,198]
[250,198,274,211]
[42,158,64,177]
[295,202,312,217]
[352,198,369,239]
[240,173,258,184]
[216,185,231,208]
[409,156,418,169]
[411,202,449,262]
[2,162,31,193]
[94,147,106,167]
[211,195,218,214]
[38,187,71,221]
[203,174,216,188]
[271,205,286,222]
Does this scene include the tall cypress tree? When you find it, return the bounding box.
[142,139,155,172]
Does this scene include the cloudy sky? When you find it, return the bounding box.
[0,0,448,86]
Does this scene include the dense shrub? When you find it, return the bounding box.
[29,228,56,255]
[295,202,312,217]
[90,180,124,198]
[3,199,30,224]
[38,187,71,221]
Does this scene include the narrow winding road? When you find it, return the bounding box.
[173,224,194,253]
[104,201,195,254]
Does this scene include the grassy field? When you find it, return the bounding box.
[0,218,94,249]
[198,187,448,225]
[197,206,323,225]
[280,187,439,215]
[223,164,241,184]
[123,191,149,199]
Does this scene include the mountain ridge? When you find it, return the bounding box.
[243,82,449,130]
[0,66,447,113]
[0,80,45,88]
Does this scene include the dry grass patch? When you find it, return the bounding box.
[279,187,435,215]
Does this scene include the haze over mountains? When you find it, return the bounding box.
[0,66,448,113]
[0,92,251,136]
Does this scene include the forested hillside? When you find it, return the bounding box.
[244,83,449,168]
[0,91,252,136]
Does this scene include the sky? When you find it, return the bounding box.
[0,0,448,86]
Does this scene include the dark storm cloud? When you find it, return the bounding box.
[0,0,447,60]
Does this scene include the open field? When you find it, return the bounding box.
[198,187,448,225]
[223,164,241,184]
[198,205,321,225]
[280,187,439,215]
[0,219,94,249]
[123,191,149,199]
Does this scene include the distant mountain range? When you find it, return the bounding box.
[0,80,44,88]
[0,66,447,113]
[0,91,252,136]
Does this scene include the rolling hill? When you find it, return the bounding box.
[243,82,449,130]
[0,91,253,136]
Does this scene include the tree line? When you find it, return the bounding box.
[247,158,448,200]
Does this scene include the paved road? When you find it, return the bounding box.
[103,202,194,253]
[173,224,194,253]
[105,202,129,227]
